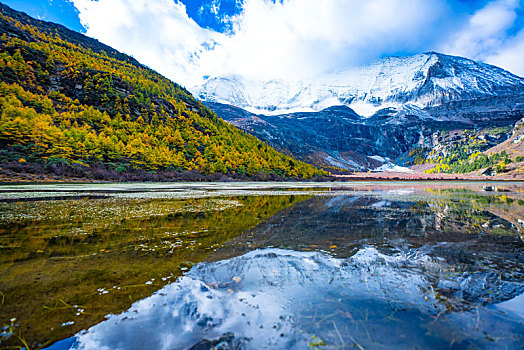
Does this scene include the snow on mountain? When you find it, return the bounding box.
[197,52,524,171]
[193,52,524,116]
[373,162,413,173]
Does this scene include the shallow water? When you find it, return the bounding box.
[0,182,523,349]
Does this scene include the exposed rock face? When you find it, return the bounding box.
[206,101,514,171]
[424,94,524,127]
[199,53,524,170]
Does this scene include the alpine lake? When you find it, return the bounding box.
[0,182,523,349]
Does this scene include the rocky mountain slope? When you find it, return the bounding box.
[487,119,524,158]
[206,102,464,171]
[199,53,524,171]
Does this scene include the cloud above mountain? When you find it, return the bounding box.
[67,0,524,86]
[443,0,524,76]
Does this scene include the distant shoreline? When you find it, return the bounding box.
[333,172,524,182]
[1,171,523,183]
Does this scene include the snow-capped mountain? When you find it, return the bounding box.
[194,52,524,117]
[195,52,524,171]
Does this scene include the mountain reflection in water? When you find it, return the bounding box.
[59,246,524,349]
[0,183,523,349]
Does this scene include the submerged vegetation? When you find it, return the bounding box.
[0,193,310,349]
[0,4,324,180]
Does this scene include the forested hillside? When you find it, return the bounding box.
[0,4,324,180]
[404,124,524,177]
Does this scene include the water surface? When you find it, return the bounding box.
[0,182,523,349]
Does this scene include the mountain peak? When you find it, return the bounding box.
[194,52,524,116]
[321,105,359,116]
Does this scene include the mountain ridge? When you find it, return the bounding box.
[194,52,524,117]
[0,3,143,68]
[197,50,524,173]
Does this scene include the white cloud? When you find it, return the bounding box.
[485,28,524,75]
[71,0,223,86]
[442,0,524,75]
[206,0,448,81]
[70,0,524,88]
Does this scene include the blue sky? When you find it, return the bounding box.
[3,0,84,32]
[3,0,245,33]
[5,0,524,86]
